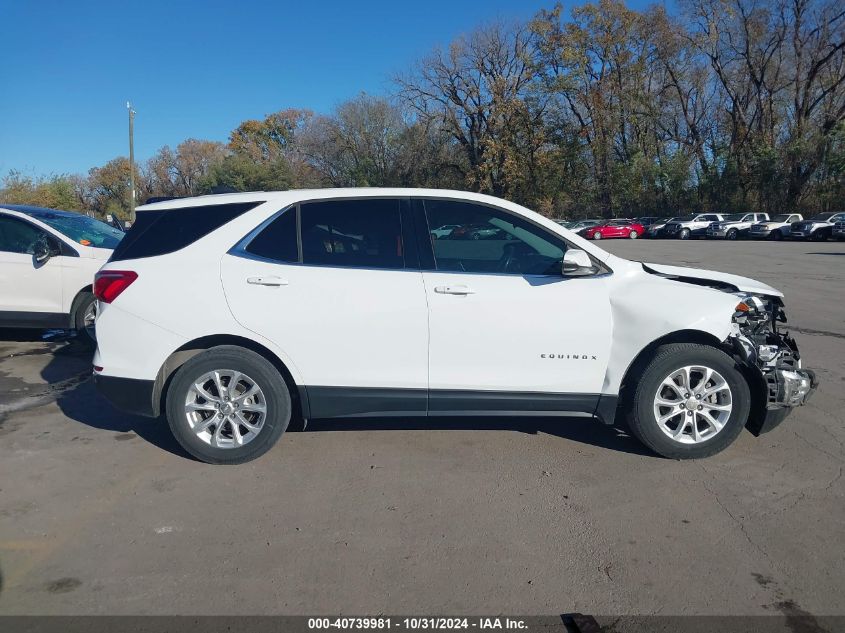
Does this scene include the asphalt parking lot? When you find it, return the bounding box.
[0,239,843,619]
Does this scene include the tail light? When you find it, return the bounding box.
[94,270,138,303]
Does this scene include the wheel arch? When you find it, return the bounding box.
[152,334,308,426]
[616,329,725,413]
[614,329,766,432]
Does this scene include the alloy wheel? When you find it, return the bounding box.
[82,301,97,338]
[653,365,733,444]
[184,370,267,449]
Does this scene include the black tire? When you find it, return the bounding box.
[679,228,690,240]
[165,345,291,464]
[71,291,97,348]
[726,229,738,240]
[811,229,828,242]
[770,230,782,241]
[625,343,750,459]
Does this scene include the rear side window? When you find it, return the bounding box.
[110,201,262,262]
[245,208,298,263]
[299,199,404,269]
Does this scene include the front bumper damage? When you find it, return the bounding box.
[728,301,819,435]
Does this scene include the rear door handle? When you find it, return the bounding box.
[434,284,475,295]
[247,276,288,287]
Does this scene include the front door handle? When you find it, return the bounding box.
[247,276,288,287]
[434,284,475,295]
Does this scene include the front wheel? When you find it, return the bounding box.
[726,229,738,240]
[678,228,691,240]
[592,232,602,240]
[626,343,750,459]
[770,230,783,241]
[72,291,97,348]
[165,346,291,464]
[629,231,638,239]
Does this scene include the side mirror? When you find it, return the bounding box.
[562,249,598,277]
[33,236,59,264]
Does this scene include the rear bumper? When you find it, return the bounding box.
[95,374,159,418]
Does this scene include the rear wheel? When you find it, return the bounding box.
[72,291,97,348]
[165,346,291,464]
[626,343,750,459]
[629,231,638,239]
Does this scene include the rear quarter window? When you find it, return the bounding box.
[110,201,263,262]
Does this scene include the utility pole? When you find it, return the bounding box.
[127,101,136,223]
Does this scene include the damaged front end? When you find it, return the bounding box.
[728,295,818,435]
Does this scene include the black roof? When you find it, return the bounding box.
[0,204,85,219]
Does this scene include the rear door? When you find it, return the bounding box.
[221,198,429,417]
[0,215,64,318]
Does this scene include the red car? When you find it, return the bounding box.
[580,219,645,240]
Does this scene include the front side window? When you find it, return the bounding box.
[423,199,565,275]
[0,216,45,254]
[300,199,404,269]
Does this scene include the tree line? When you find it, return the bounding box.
[3,0,844,220]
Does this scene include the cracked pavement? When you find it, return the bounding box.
[0,239,842,619]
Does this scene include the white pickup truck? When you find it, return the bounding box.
[662,214,724,239]
[748,214,803,240]
[706,213,770,240]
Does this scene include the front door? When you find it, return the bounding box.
[0,215,64,320]
[418,198,612,414]
[221,198,429,418]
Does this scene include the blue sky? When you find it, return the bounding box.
[0,0,662,177]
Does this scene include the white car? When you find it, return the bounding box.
[705,213,769,240]
[430,224,460,239]
[662,213,725,239]
[92,189,816,464]
[790,212,845,240]
[0,205,123,343]
[748,214,803,240]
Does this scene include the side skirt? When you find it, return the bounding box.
[0,311,70,329]
[304,386,617,422]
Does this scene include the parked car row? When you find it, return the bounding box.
[554,212,845,241]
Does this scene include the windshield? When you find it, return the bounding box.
[771,215,791,222]
[723,213,745,221]
[810,213,836,221]
[36,213,124,249]
[673,215,695,222]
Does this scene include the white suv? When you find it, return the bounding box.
[93,189,817,464]
[0,205,124,343]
